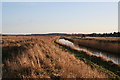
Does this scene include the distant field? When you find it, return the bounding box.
[68,36,120,41]
[1,36,108,79]
[83,37,120,41]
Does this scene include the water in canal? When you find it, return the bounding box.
[59,39,120,64]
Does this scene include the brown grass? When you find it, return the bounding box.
[85,37,120,41]
[2,36,108,79]
[66,36,120,41]
[64,36,120,55]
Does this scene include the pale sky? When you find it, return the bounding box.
[2,2,118,34]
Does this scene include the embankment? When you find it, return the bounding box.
[55,38,120,78]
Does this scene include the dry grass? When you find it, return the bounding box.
[67,36,120,41]
[2,36,108,79]
[64,36,120,55]
[85,37,120,41]
[56,39,120,78]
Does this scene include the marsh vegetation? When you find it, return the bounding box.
[1,35,120,79]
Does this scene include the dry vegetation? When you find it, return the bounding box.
[81,37,120,41]
[67,36,120,41]
[56,38,120,78]
[1,36,108,79]
[64,36,120,55]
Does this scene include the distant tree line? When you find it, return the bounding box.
[1,32,120,37]
[63,32,120,37]
[87,32,120,37]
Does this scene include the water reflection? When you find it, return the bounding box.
[59,39,120,64]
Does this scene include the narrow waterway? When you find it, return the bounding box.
[59,39,120,64]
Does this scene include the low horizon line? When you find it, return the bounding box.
[1,31,119,35]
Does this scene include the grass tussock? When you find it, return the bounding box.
[2,36,108,79]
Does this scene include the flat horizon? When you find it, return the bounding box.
[2,31,119,35]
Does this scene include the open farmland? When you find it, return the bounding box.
[1,36,111,79]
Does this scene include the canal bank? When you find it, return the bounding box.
[54,38,120,78]
[59,38,120,65]
[61,37,120,55]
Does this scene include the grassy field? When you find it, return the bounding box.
[69,36,120,41]
[78,37,120,41]
[1,36,109,79]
